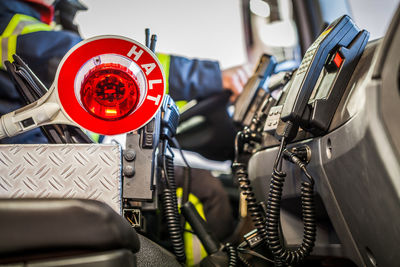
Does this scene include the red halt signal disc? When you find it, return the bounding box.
[56,36,165,135]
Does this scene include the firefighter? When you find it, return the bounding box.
[0,0,248,141]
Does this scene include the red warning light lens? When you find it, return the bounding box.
[80,63,140,120]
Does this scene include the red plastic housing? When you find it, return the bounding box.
[57,37,165,135]
[80,63,140,120]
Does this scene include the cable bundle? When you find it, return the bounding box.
[162,152,186,263]
[233,162,267,241]
[266,141,316,265]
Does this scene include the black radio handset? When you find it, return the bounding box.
[279,15,361,141]
[233,54,276,126]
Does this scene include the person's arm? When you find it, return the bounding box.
[158,53,250,103]
[0,29,81,144]
[17,30,82,87]
[158,54,222,101]
[221,64,251,102]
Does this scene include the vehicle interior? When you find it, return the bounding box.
[0,0,399,266]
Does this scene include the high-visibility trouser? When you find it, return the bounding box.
[0,14,52,69]
[176,187,208,266]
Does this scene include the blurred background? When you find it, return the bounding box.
[75,0,399,70]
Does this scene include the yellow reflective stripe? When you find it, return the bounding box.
[21,23,51,34]
[155,53,189,111]
[0,36,13,69]
[83,130,100,143]
[0,38,4,69]
[90,133,100,143]
[199,236,207,259]
[176,187,207,266]
[175,100,188,110]
[156,53,170,94]
[7,35,17,65]
[176,187,206,219]
[0,14,51,69]
[1,14,38,36]
[191,234,205,264]
[183,222,195,266]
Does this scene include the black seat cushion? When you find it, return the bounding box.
[136,234,181,267]
[0,199,140,258]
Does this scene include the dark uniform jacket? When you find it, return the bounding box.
[0,0,223,143]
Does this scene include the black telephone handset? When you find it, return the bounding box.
[279,15,364,141]
[264,15,369,266]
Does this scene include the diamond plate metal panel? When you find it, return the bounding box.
[0,144,122,214]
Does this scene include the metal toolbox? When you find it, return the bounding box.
[0,144,122,213]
